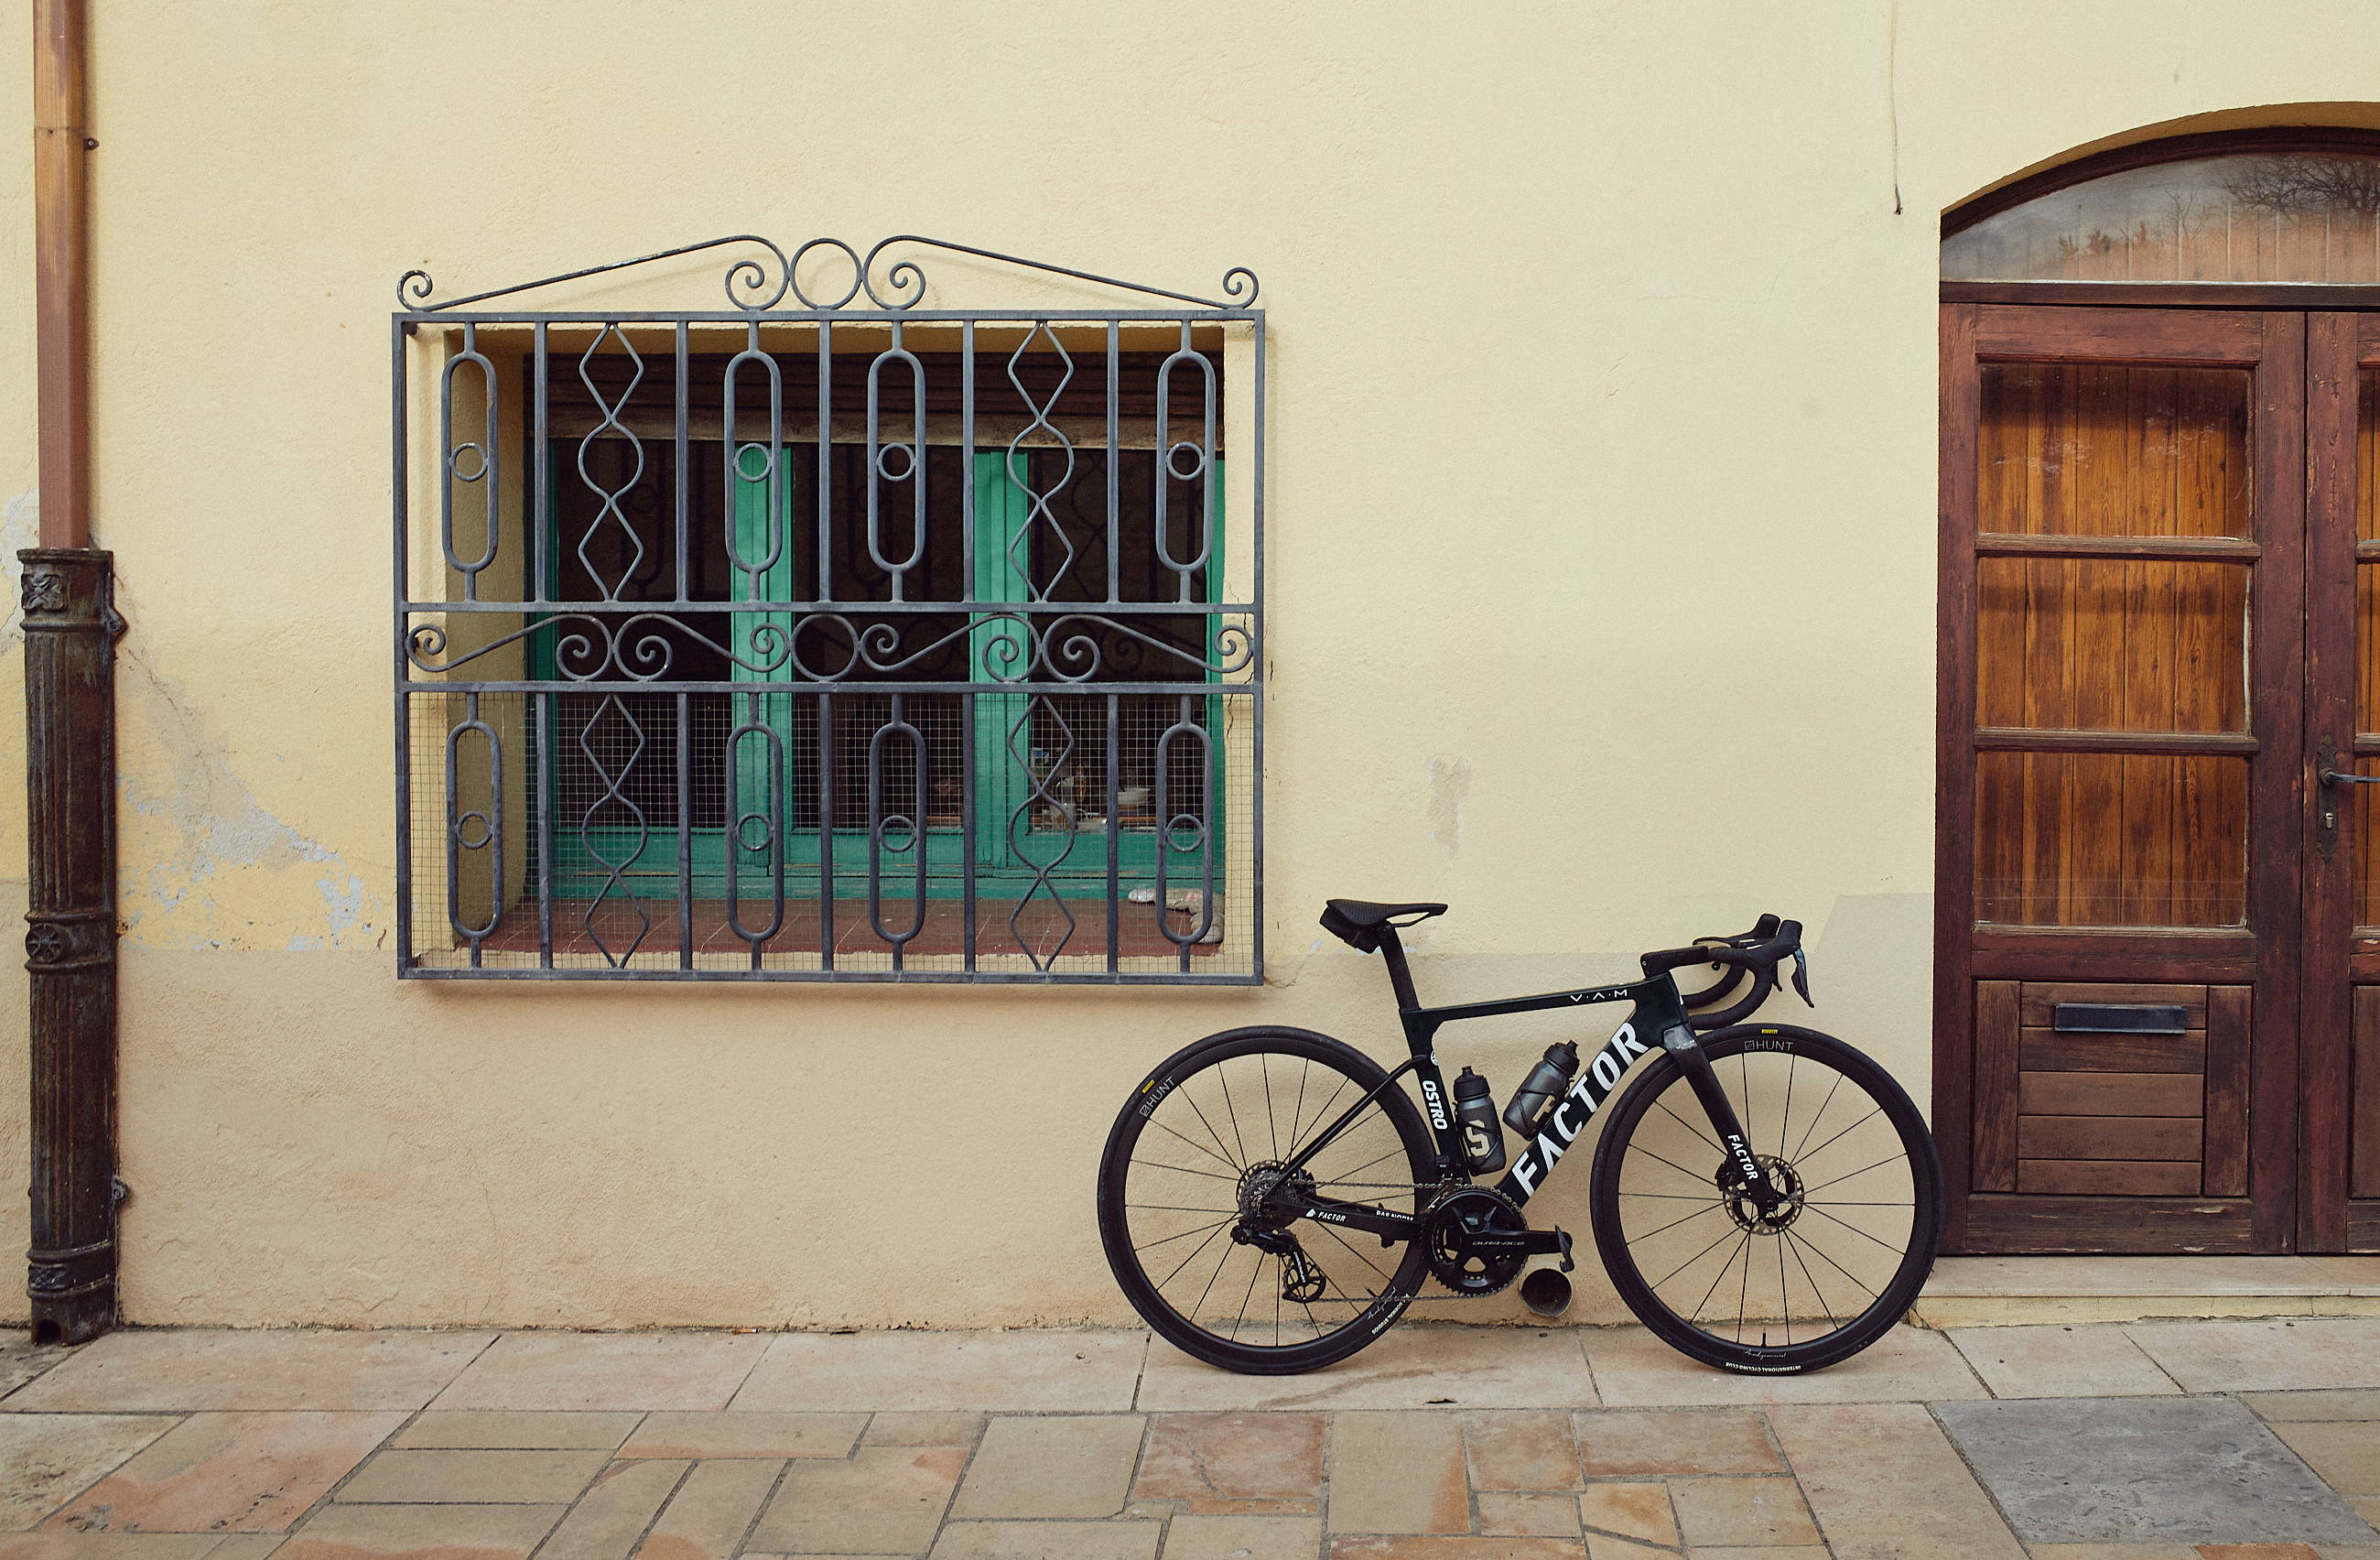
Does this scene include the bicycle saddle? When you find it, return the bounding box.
[1321,898,1448,951]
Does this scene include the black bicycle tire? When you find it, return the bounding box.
[1587,1024,1943,1373]
[1097,1025,1435,1375]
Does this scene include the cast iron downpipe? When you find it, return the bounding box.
[24,0,120,1345]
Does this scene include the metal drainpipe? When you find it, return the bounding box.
[24,0,121,1346]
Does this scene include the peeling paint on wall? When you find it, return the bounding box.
[1428,755,1472,857]
[0,491,38,653]
[112,605,389,952]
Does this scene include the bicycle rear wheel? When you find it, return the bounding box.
[1097,1026,1434,1374]
[1588,1024,1942,1373]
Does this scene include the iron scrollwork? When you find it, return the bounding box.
[395,234,1262,982]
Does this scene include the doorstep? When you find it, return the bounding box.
[1915,1254,2380,1327]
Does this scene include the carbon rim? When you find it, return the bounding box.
[1602,1037,1929,1356]
[1109,1042,1428,1356]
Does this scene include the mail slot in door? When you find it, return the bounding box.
[2050,1003,2191,1035]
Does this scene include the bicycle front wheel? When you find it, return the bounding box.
[1588,1024,1942,1373]
[1097,1026,1435,1374]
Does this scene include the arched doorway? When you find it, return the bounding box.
[1936,128,2380,1255]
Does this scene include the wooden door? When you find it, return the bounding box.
[2306,313,2380,1252]
[1937,304,2305,1253]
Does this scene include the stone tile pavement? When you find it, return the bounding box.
[5,1319,2380,1557]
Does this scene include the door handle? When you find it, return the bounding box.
[2321,770,2380,786]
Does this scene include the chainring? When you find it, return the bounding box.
[1423,1186,1531,1296]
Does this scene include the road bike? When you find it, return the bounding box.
[1096,899,1943,1374]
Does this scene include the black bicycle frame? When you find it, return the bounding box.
[1273,930,1774,1245]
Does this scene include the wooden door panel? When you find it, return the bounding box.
[1974,752,2248,928]
[1972,978,2247,1223]
[1942,303,2302,1253]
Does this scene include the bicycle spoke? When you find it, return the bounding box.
[1130,1159,1239,1183]
[1800,1201,1914,1257]
[1794,1107,1886,1171]
[1216,1067,1251,1167]
[1627,1143,1724,1189]
[1285,1077,1351,1160]
[1230,1241,1265,1341]
[1144,1117,1242,1176]
[1778,1053,1798,1163]
[1627,1199,1728,1244]
[1153,1221,1232,1290]
[1789,1072,1847,1162]
[1688,1230,1751,1324]
[1288,1060,1312,1151]
[1781,1223,1839,1326]
[1655,1100,1725,1155]
[1262,1055,1282,1160]
[1171,1094,1245,1174]
[1784,1223,1881,1305]
[1127,1202,1238,1215]
[1647,1220,1745,1292]
[1313,1219,1397,1285]
[1134,1216,1234,1256]
[1736,1227,1753,1342]
[1801,1154,1907,1197]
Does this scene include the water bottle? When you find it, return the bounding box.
[1501,1041,1580,1137]
[1452,1067,1506,1172]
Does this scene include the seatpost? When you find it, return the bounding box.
[1376,926,1423,1013]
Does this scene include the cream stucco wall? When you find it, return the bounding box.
[3,1,2375,1327]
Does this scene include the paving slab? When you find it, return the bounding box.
[616,1414,863,1460]
[1665,1477,1820,1548]
[747,1446,968,1554]
[433,1334,770,1413]
[1461,1412,1583,1492]
[1583,1324,1986,1406]
[532,1459,685,1560]
[0,1538,251,1560]
[271,1502,562,1560]
[43,1413,405,1533]
[1572,1406,1783,1476]
[0,1335,72,1406]
[925,1522,1161,1560]
[1934,1396,2379,1544]
[1767,1401,2025,1559]
[1325,1413,1467,1534]
[1161,1513,1323,1558]
[390,1413,642,1451]
[1140,1326,1595,1412]
[2126,1319,2380,1394]
[732,1330,1143,1414]
[1574,1483,1672,1545]
[332,1448,611,1505]
[1480,1490,1582,1535]
[1132,1413,1325,1502]
[1947,1324,2181,1398]
[860,1412,985,1447]
[947,1414,1143,1521]
[1325,1539,1590,1557]
[0,1415,176,1529]
[2251,1393,2380,1423]
[630,1457,781,1560]
[5,1334,492,1414]
[2271,1424,2380,1498]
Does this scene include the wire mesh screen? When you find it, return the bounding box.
[395,237,1262,981]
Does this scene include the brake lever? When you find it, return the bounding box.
[1790,946,1813,1007]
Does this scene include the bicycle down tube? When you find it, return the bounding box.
[1271,965,1776,1228]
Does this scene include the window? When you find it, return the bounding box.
[1945,137,2380,285]
[397,239,1262,981]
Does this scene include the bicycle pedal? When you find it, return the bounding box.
[1557,1229,1574,1274]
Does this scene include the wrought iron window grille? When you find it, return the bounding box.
[394,235,1263,982]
